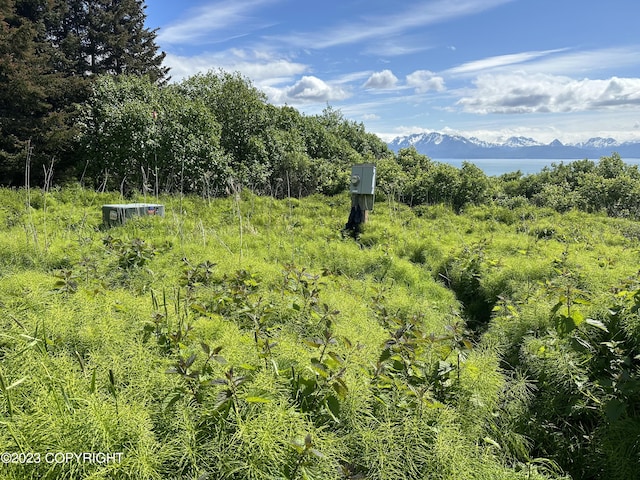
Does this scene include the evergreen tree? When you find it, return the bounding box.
[0,0,53,183]
[81,0,167,81]
[0,0,169,186]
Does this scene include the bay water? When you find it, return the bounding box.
[437,158,640,177]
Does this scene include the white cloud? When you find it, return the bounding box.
[163,50,307,84]
[523,47,640,76]
[274,0,514,50]
[158,0,278,45]
[333,71,373,85]
[447,49,568,76]
[265,76,351,105]
[406,70,446,93]
[447,46,640,78]
[457,73,640,114]
[363,42,432,57]
[364,70,399,89]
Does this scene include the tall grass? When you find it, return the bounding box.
[1,185,638,479]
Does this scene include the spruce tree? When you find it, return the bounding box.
[0,0,53,184]
[88,0,168,82]
[0,0,169,185]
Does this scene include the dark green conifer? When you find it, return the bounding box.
[0,0,169,185]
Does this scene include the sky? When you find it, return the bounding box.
[144,0,640,144]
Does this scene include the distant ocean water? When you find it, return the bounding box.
[436,158,640,177]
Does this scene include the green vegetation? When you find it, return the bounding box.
[1,185,639,479]
[76,73,386,197]
[1,0,167,185]
[76,72,640,223]
[28,67,640,223]
[3,5,640,477]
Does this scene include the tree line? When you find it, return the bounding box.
[77,73,388,197]
[379,147,640,219]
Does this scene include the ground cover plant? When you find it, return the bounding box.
[1,185,639,479]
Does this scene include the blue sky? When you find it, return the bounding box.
[145,0,640,144]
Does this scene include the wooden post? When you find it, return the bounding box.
[352,193,374,222]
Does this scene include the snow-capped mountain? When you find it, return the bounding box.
[387,132,640,159]
[575,137,619,149]
[502,136,543,148]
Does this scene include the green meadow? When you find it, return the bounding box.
[1,185,639,479]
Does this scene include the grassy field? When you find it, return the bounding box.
[1,185,639,479]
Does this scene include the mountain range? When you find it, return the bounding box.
[387,132,640,159]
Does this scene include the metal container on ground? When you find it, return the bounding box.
[102,203,165,227]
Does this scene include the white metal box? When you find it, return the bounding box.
[102,203,165,227]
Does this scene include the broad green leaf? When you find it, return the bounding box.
[378,349,391,363]
[570,309,585,326]
[212,355,227,364]
[185,353,197,368]
[232,376,246,387]
[551,300,565,315]
[162,391,184,411]
[310,448,325,459]
[325,352,344,369]
[289,438,305,453]
[573,297,591,305]
[310,359,329,378]
[325,395,340,421]
[332,379,349,399]
[304,338,323,349]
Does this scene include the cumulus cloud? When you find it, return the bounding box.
[364,70,399,89]
[265,76,351,105]
[163,49,350,106]
[406,70,446,93]
[457,73,640,114]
